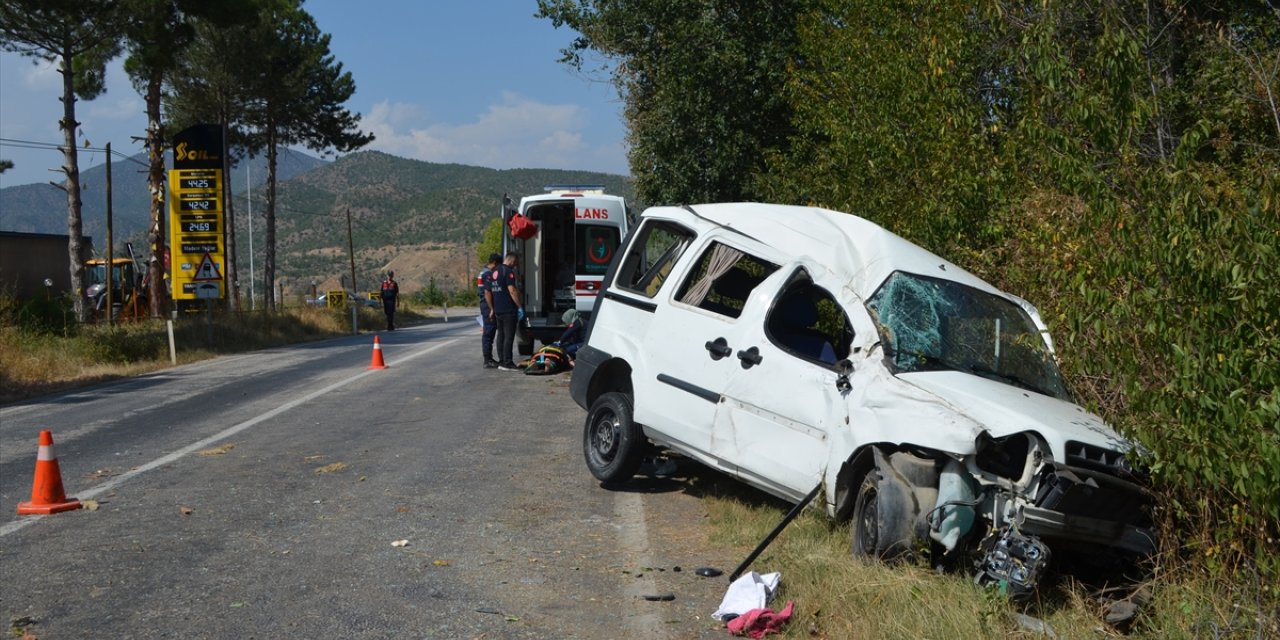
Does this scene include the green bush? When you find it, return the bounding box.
[0,294,77,336]
[747,0,1278,604]
[410,276,475,307]
[80,325,166,363]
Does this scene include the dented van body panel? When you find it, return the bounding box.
[572,203,1154,583]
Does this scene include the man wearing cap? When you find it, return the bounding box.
[380,270,399,331]
[477,253,500,368]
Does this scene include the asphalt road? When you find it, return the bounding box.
[0,319,742,639]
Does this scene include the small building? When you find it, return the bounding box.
[0,231,95,299]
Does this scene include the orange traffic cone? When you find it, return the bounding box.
[17,430,82,515]
[368,335,387,370]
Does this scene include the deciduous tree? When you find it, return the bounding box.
[536,0,805,205]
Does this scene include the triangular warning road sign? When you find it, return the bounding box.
[193,253,222,281]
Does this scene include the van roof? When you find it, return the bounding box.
[645,202,1002,299]
[543,184,606,194]
[520,191,625,205]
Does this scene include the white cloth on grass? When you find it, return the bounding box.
[711,571,781,621]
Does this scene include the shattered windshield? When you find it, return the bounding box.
[866,271,1070,400]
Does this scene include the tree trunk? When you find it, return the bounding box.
[264,121,277,312]
[145,71,168,317]
[60,44,88,324]
[222,120,240,312]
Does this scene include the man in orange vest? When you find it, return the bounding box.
[380,271,399,331]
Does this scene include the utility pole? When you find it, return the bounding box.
[346,207,357,296]
[248,163,254,311]
[105,142,113,327]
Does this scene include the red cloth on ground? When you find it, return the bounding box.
[726,601,794,638]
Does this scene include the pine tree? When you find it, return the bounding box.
[0,0,126,322]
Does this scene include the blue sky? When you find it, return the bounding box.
[0,1,629,188]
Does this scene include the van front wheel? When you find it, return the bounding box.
[851,471,883,557]
[583,392,643,484]
[851,464,916,560]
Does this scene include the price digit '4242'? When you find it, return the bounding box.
[180,198,218,211]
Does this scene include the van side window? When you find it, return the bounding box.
[615,220,695,298]
[766,272,853,365]
[675,242,778,319]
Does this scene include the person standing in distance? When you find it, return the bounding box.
[380,270,399,331]
[478,253,500,368]
[489,251,523,370]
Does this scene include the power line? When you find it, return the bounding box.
[4,135,347,221]
[0,136,149,169]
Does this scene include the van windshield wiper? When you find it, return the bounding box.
[965,363,1041,394]
[899,352,954,373]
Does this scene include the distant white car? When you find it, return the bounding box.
[570,203,1154,595]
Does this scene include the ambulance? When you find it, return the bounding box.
[502,185,629,354]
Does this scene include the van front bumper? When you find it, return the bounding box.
[1016,506,1156,555]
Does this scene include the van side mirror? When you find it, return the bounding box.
[836,358,853,393]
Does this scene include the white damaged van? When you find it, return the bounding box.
[570,203,1154,593]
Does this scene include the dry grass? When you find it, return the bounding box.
[0,304,431,405]
[700,490,1275,639]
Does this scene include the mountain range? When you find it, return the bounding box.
[0,149,327,240]
[0,149,634,299]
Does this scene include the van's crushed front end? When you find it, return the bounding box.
[860,270,1155,596]
[937,429,1155,597]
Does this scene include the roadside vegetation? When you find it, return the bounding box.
[542,0,1277,635]
[699,476,1275,639]
[0,294,431,405]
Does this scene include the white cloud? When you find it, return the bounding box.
[20,57,62,90]
[362,92,627,175]
[85,60,144,124]
[86,95,143,122]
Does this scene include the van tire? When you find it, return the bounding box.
[851,471,884,558]
[583,392,643,484]
[851,465,916,560]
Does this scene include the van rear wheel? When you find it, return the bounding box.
[583,392,643,484]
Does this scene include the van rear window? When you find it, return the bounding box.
[577,224,621,275]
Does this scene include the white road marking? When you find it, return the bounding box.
[0,339,456,538]
[614,490,668,638]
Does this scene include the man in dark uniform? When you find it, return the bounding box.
[488,251,523,370]
[380,271,399,331]
[477,253,500,368]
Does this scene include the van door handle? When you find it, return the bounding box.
[737,346,763,369]
[705,337,732,360]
